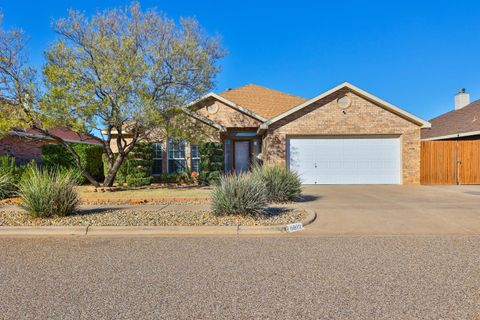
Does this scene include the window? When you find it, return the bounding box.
[168,139,186,173]
[190,144,200,173]
[152,142,163,175]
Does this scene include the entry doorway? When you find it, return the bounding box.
[234,140,250,173]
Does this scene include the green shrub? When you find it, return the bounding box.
[125,175,153,188]
[18,167,80,217]
[0,155,29,181]
[198,142,223,185]
[42,143,105,183]
[102,142,153,187]
[0,156,32,198]
[211,173,267,216]
[252,165,302,202]
[0,172,16,199]
[0,155,16,175]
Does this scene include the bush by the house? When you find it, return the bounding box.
[252,165,302,202]
[102,142,154,187]
[0,155,29,180]
[18,166,80,217]
[198,142,223,185]
[0,172,15,199]
[0,155,32,199]
[125,174,153,188]
[153,171,196,184]
[42,143,105,183]
[211,172,267,216]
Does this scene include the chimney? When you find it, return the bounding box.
[455,88,470,110]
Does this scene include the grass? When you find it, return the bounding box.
[77,185,211,199]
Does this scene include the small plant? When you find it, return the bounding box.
[211,172,267,216]
[0,156,31,198]
[252,165,302,202]
[0,172,16,199]
[18,167,80,217]
[126,174,153,187]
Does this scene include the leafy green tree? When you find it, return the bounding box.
[0,3,224,186]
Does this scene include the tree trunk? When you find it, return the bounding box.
[103,154,126,187]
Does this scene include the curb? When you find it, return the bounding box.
[0,210,316,237]
[0,226,87,236]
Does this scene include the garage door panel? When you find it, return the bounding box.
[288,137,401,184]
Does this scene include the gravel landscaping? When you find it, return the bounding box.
[0,208,307,227]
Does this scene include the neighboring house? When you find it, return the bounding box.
[0,127,103,165]
[113,82,430,185]
[421,89,480,141]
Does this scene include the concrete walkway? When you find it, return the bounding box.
[296,185,480,235]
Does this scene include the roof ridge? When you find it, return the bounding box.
[219,83,307,100]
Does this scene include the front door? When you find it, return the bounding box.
[234,140,251,173]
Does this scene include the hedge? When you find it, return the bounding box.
[41,143,105,183]
[198,142,224,185]
[102,142,153,187]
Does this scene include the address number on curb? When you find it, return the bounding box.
[286,223,304,233]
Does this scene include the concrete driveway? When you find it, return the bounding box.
[296,185,480,235]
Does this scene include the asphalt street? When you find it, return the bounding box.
[1,235,480,319]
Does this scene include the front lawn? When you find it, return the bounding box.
[77,185,211,200]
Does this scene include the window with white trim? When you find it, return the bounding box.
[168,139,186,173]
[190,144,200,173]
[152,142,163,175]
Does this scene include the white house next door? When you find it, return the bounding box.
[288,136,401,184]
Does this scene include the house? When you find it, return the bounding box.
[420,89,480,185]
[117,82,430,185]
[421,89,480,141]
[0,127,103,165]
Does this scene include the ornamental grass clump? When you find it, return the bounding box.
[211,172,267,216]
[0,172,16,200]
[252,165,302,202]
[18,167,80,218]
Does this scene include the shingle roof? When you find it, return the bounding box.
[12,127,103,145]
[218,84,307,119]
[421,99,480,139]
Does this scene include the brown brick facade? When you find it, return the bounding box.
[0,135,53,165]
[261,89,422,184]
[195,98,262,128]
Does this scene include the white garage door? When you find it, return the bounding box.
[288,136,401,184]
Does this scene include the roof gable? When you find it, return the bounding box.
[263,82,430,128]
[218,84,307,119]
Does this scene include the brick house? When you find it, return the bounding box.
[422,89,480,141]
[0,127,103,165]
[111,82,430,185]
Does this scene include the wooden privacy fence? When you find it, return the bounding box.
[421,141,480,185]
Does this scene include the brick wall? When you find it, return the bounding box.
[0,135,52,165]
[262,88,422,184]
[195,98,262,128]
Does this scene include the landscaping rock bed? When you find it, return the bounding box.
[0,208,307,227]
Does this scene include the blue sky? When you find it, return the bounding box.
[1,0,479,120]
